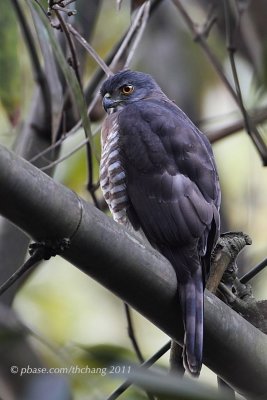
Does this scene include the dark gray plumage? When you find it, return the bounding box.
[100,70,221,375]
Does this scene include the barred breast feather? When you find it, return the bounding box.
[100,115,129,224]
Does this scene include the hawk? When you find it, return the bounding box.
[99,70,221,376]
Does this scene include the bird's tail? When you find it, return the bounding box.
[179,268,204,376]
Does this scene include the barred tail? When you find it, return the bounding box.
[179,268,204,376]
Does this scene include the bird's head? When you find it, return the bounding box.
[100,70,161,114]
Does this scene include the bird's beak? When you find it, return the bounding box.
[102,93,114,113]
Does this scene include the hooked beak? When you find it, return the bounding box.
[102,93,121,114]
[102,93,114,113]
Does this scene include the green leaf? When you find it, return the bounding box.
[0,0,21,125]
[79,343,135,367]
[29,4,64,143]
[29,0,93,147]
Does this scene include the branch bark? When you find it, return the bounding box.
[0,145,266,400]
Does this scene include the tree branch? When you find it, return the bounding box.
[206,107,267,143]
[0,145,267,399]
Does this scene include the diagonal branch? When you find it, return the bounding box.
[54,9,82,87]
[206,107,267,143]
[0,144,267,400]
[107,341,171,399]
[68,24,113,77]
[124,0,150,69]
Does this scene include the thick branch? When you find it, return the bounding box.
[0,145,266,400]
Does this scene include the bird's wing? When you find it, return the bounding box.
[117,98,221,374]
[118,99,220,278]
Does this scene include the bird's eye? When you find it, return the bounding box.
[121,85,134,95]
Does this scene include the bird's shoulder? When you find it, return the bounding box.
[115,98,220,257]
[118,98,213,168]
[117,98,219,204]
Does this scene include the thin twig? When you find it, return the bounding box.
[0,237,72,296]
[0,250,43,296]
[29,124,100,172]
[124,1,151,69]
[29,134,68,163]
[68,24,113,76]
[48,0,77,14]
[63,0,76,7]
[240,258,267,284]
[206,107,267,143]
[54,9,82,87]
[171,0,267,165]
[124,304,144,363]
[111,1,150,70]
[34,0,50,19]
[29,119,83,163]
[121,300,163,399]
[171,0,237,100]
[106,341,171,400]
[124,304,156,400]
[223,0,267,163]
[40,137,88,172]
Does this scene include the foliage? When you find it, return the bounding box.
[0,0,22,125]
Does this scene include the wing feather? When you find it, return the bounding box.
[118,98,220,276]
[101,72,221,375]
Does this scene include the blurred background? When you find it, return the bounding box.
[0,0,266,399]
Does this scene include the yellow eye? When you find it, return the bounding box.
[121,85,134,95]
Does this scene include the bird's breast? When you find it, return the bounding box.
[100,118,129,224]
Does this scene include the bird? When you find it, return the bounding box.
[99,70,221,376]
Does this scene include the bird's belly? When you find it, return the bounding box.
[100,130,129,224]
